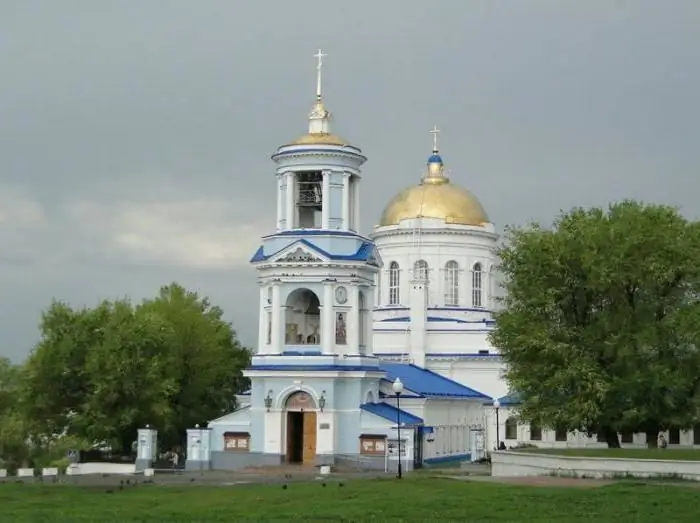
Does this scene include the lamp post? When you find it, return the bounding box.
[392,378,404,479]
[493,399,501,450]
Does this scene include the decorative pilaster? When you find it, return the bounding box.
[271,283,282,354]
[347,285,360,354]
[322,282,335,353]
[258,286,267,351]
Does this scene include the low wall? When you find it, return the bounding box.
[67,462,136,475]
[491,451,700,481]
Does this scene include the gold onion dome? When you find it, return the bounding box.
[378,148,489,227]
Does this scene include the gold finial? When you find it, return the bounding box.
[429,125,440,153]
[314,48,327,101]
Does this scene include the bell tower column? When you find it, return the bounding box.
[258,286,267,352]
[285,172,295,229]
[270,283,283,354]
[341,173,351,231]
[276,176,283,231]
[321,171,331,229]
[321,282,335,353]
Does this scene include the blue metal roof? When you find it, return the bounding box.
[360,402,423,426]
[483,392,522,407]
[379,362,492,400]
[250,238,379,265]
[427,153,443,164]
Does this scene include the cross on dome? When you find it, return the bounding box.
[314,48,327,101]
[429,125,441,153]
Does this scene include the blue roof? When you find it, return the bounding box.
[250,238,379,265]
[379,362,492,400]
[360,402,423,426]
[427,153,443,164]
[483,392,522,407]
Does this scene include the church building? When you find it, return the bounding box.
[133,51,700,473]
[174,51,494,472]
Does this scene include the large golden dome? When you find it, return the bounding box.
[378,153,489,227]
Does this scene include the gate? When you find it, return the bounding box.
[413,426,424,469]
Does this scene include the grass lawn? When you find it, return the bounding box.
[1,478,700,522]
[520,447,700,460]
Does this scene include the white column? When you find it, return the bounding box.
[285,172,295,229]
[365,285,375,355]
[321,170,330,229]
[276,175,283,230]
[410,282,427,367]
[352,178,360,232]
[258,286,267,352]
[271,284,282,354]
[347,285,360,354]
[341,173,350,231]
[322,283,334,354]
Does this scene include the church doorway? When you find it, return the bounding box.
[284,391,318,465]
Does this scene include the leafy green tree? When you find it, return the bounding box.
[491,201,700,448]
[22,283,250,454]
[0,358,31,469]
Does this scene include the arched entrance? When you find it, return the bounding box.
[284,391,318,464]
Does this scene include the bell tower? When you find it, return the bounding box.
[274,49,363,233]
[250,50,382,360]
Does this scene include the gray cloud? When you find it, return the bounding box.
[1,0,698,360]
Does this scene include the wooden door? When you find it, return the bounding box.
[302,411,317,464]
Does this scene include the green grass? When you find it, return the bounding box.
[1,478,700,522]
[520,447,700,460]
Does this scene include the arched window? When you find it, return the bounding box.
[444,261,459,306]
[389,262,400,305]
[472,262,483,308]
[505,417,518,440]
[413,260,428,282]
[529,422,542,441]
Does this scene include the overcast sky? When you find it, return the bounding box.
[1,1,698,361]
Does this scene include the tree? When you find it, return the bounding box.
[490,201,700,448]
[0,358,31,469]
[22,283,250,454]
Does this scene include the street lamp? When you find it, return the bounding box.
[319,391,326,412]
[392,378,404,479]
[493,399,501,450]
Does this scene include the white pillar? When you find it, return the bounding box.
[321,170,330,229]
[322,282,334,354]
[341,173,350,231]
[365,285,375,355]
[410,282,427,367]
[258,286,267,352]
[276,175,283,230]
[347,285,360,354]
[352,178,360,232]
[285,172,295,229]
[271,284,282,354]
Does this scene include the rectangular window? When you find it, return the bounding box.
[694,424,700,446]
[620,431,633,444]
[360,435,386,455]
[529,423,542,441]
[555,428,567,442]
[223,432,251,452]
[669,427,681,445]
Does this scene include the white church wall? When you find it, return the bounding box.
[428,358,506,400]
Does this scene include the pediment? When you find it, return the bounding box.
[270,242,328,264]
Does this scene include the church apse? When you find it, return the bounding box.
[285,288,321,351]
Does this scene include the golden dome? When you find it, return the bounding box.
[289,132,350,146]
[378,154,489,227]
